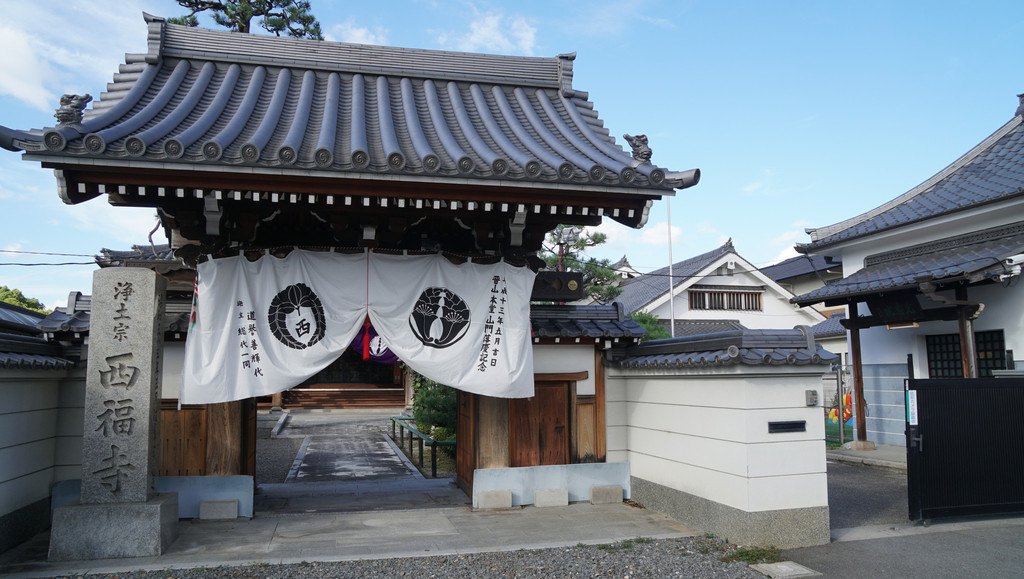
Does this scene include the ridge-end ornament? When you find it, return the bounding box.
[54,93,92,129]
[623,133,652,166]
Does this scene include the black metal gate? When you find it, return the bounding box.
[906,378,1024,520]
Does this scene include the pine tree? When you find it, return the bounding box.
[169,1,324,40]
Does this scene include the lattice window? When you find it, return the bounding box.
[688,290,762,311]
[926,330,1006,378]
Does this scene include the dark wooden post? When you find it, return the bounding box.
[956,286,978,378]
[849,302,870,445]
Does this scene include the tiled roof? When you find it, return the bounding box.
[666,319,746,337]
[793,221,1024,305]
[0,301,46,334]
[811,312,847,338]
[0,14,699,201]
[37,294,193,336]
[0,333,75,370]
[761,254,838,283]
[98,244,176,264]
[799,101,1024,251]
[614,326,837,369]
[531,304,645,341]
[616,239,735,313]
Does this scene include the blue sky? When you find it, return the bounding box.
[1,1,1022,309]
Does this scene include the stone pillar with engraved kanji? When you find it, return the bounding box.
[49,267,179,561]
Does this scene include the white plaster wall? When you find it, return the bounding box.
[648,269,822,328]
[532,344,596,395]
[0,369,84,518]
[161,341,186,399]
[606,367,828,513]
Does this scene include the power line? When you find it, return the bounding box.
[0,249,95,257]
[0,262,95,266]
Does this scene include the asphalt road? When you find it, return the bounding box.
[826,460,909,530]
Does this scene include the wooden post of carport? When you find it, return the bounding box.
[847,301,875,450]
[956,286,979,379]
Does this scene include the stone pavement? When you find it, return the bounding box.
[0,410,696,578]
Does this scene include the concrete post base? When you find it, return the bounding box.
[849,440,877,451]
[48,493,179,561]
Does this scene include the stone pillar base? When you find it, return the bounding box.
[48,493,178,561]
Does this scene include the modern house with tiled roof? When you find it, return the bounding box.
[616,239,825,335]
[792,94,1024,447]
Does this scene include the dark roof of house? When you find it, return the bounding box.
[793,221,1024,305]
[761,254,838,283]
[614,326,838,369]
[811,311,847,338]
[665,319,746,337]
[530,304,645,341]
[799,98,1024,252]
[0,14,699,201]
[0,331,75,370]
[615,239,736,313]
[37,292,193,336]
[0,300,46,334]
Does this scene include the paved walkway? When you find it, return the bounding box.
[0,410,696,578]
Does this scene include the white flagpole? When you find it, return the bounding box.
[667,199,675,338]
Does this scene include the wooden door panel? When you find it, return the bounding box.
[510,381,568,467]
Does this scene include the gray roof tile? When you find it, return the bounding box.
[1,15,699,199]
[801,107,1024,251]
[760,254,838,282]
[793,221,1024,305]
[530,304,645,340]
[811,312,847,338]
[0,301,46,334]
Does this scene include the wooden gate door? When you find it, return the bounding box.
[906,377,1024,520]
[509,381,569,467]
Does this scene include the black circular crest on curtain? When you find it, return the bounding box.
[267,283,327,349]
[409,287,471,348]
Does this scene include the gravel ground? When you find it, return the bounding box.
[52,536,766,578]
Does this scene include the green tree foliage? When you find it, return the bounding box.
[0,286,50,313]
[629,310,671,341]
[541,225,622,304]
[169,0,324,39]
[412,374,457,434]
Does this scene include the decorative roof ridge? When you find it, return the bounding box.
[864,220,1024,267]
[801,113,1024,250]
[148,13,568,89]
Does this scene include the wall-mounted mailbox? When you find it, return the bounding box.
[768,420,806,434]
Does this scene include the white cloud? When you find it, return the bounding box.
[436,11,537,55]
[767,246,800,265]
[695,221,719,235]
[639,221,682,245]
[0,2,152,113]
[327,20,389,45]
[772,230,802,244]
[59,201,161,247]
